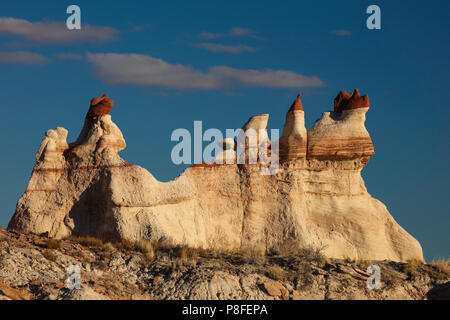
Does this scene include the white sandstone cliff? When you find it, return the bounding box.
[8,91,424,262]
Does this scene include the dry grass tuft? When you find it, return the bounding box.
[266,265,287,281]
[171,246,199,267]
[299,246,325,265]
[102,242,116,252]
[136,240,155,263]
[115,239,135,250]
[68,236,104,248]
[45,238,61,250]
[430,257,450,276]
[242,244,266,264]
[41,249,57,262]
[404,259,424,280]
[355,258,373,270]
[343,256,353,263]
[269,240,302,257]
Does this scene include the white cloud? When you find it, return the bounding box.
[87,52,324,89]
[0,17,117,43]
[54,53,83,60]
[197,31,222,40]
[0,51,47,64]
[193,42,255,54]
[198,27,258,40]
[229,27,255,37]
[329,29,352,36]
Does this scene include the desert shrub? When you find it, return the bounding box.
[136,240,153,253]
[136,240,155,263]
[151,240,164,251]
[404,259,423,280]
[41,249,57,262]
[45,238,61,249]
[266,265,287,281]
[269,240,302,257]
[115,239,135,250]
[379,265,402,288]
[430,257,450,276]
[355,258,373,270]
[242,244,266,264]
[69,236,103,248]
[343,256,353,263]
[299,246,325,265]
[171,245,199,267]
[179,246,198,262]
[102,242,116,252]
[195,247,215,258]
[169,258,191,271]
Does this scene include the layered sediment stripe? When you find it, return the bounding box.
[31,162,134,173]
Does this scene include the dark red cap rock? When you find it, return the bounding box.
[289,94,304,112]
[87,94,114,119]
[334,89,369,112]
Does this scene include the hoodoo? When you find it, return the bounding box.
[279,94,307,161]
[8,91,424,262]
[307,89,374,161]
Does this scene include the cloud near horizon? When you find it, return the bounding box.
[0,51,47,64]
[0,17,117,43]
[86,52,324,89]
[193,42,255,54]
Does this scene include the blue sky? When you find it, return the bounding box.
[0,0,448,261]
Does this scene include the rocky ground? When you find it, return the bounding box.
[0,227,448,300]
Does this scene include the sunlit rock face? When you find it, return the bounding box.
[237,113,271,164]
[307,89,374,161]
[8,92,424,262]
[279,94,307,161]
[214,138,237,164]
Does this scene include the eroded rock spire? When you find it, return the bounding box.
[334,88,370,112]
[87,94,114,119]
[279,94,307,160]
[288,94,304,112]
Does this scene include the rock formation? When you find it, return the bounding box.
[278,94,307,160]
[214,138,237,164]
[8,91,424,262]
[237,113,270,164]
[307,89,374,161]
[87,94,114,119]
[334,88,370,112]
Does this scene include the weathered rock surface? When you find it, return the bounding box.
[279,94,307,160]
[334,88,370,112]
[214,138,237,164]
[238,113,270,164]
[87,94,114,119]
[0,230,448,300]
[307,89,374,160]
[8,91,423,262]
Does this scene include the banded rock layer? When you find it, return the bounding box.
[8,92,423,262]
